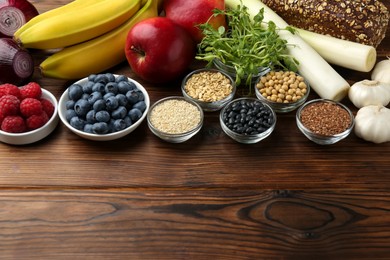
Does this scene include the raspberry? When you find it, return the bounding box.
[20,98,43,118]
[0,95,20,116]
[40,98,55,118]
[26,112,49,130]
[0,83,21,100]
[0,111,5,125]
[20,82,42,100]
[1,116,26,133]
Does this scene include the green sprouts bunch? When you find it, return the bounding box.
[196,2,299,91]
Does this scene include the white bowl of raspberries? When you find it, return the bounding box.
[58,73,149,141]
[0,82,59,145]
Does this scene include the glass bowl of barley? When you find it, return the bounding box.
[181,68,236,112]
[255,70,310,113]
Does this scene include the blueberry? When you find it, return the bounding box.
[70,116,86,130]
[65,100,75,110]
[88,74,97,82]
[118,81,136,94]
[83,81,94,94]
[105,73,116,82]
[74,99,91,117]
[81,93,89,100]
[83,124,93,133]
[115,75,128,83]
[111,106,127,119]
[112,119,127,131]
[92,82,105,93]
[92,122,109,134]
[94,74,109,84]
[88,91,102,105]
[123,116,132,127]
[68,84,83,100]
[133,101,146,113]
[128,108,142,122]
[104,82,118,94]
[86,110,96,123]
[66,109,77,122]
[136,90,144,101]
[95,110,110,122]
[116,94,128,106]
[105,96,119,111]
[126,90,140,105]
[93,99,106,112]
[103,92,115,100]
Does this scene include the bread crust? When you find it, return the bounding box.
[261,0,389,47]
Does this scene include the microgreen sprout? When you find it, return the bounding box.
[196,1,299,93]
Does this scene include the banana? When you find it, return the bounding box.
[15,0,143,49]
[40,0,159,80]
[13,0,105,39]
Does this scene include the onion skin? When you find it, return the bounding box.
[0,37,34,85]
[0,0,39,38]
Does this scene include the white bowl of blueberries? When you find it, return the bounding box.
[58,73,149,141]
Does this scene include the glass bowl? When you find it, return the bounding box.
[181,68,236,112]
[220,97,277,144]
[58,74,150,141]
[0,88,59,145]
[255,70,310,113]
[147,96,204,143]
[212,58,270,86]
[296,99,355,145]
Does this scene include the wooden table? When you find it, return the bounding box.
[1,1,389,259]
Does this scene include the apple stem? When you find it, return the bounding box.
[130,45,145,57]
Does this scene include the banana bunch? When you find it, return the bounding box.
[14,0,160,80]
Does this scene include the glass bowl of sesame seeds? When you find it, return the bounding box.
[255,70,310,113]
[147,96,204,143]
[181,68,236,112]
[296,99,355,145]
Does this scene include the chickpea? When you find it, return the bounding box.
[256,71,308,104]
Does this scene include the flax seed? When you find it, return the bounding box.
[300,101,352,136]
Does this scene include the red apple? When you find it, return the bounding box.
[163,0,227,43]
[125,17,195,84]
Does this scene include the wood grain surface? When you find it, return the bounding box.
[0,0,389,259]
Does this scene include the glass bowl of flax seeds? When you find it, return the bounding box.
[296,99,355,145]
[181,68,236,112]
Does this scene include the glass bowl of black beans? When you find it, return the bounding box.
[296,99,355,145]
[220,97,277,144]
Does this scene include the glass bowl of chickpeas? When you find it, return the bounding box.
[254,70,310,113]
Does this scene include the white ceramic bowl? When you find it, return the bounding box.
[58,74,150,141]
[0,89,59,145]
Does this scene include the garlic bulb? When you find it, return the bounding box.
[354,105,390,144]
[371,57,390,84]
[348,80,390,108]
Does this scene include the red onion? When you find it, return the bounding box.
[0,37,34,85]
[0,0,38,38]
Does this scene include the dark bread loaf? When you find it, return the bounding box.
[260,0,389,47]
